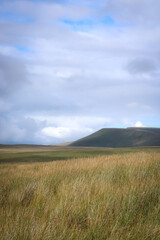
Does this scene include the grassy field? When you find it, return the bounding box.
[0,146,160,239]
[0,145,160,164]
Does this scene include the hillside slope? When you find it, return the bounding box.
[70,127,160,147]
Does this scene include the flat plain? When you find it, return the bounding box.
[0,146,160,239]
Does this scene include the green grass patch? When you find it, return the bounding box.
[0,146,160,163]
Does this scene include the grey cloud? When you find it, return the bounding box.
[105,0,160,26]
[0,54,27,96]
[0,116,25,144]
[0,115,45,144]
[1,1,91,22]
[126,58,157,75]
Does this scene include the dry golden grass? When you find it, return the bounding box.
[0,152,160,239]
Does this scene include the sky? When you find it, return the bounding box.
[0,0,160,144]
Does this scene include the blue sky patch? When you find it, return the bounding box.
[60,15,116,31]
[100,16,115,25]
[60,18,94,31]
[16,46,36,54]
[0,11,34,23]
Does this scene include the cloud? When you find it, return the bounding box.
[42,127,71,138]
[105,0,160,26]
[35,115,111,143]
[0,0,159,144]
[41,126,93,144]
[127,102,151,111]
[41,125,93,142]
[134,121,144,127]
[0,116,25,144]
[0,115,47,144]
[126,58,156,75]
[0,1,91,22]
[122,119,144,128]
[0,53,27,96]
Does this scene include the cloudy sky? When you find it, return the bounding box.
[0,0,160,144]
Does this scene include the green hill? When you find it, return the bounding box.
[70,127,160,147]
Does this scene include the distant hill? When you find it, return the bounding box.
[70,127,160,147]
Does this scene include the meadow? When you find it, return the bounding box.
[0,146,160,239]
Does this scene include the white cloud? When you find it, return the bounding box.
[37,115,111,141]
[42,127,71,138]
[41,126,93,143]
[122,119,144,128]
[32,115,112,128]
[134,121,144,127]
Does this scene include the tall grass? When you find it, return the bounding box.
[0,152,160,239]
